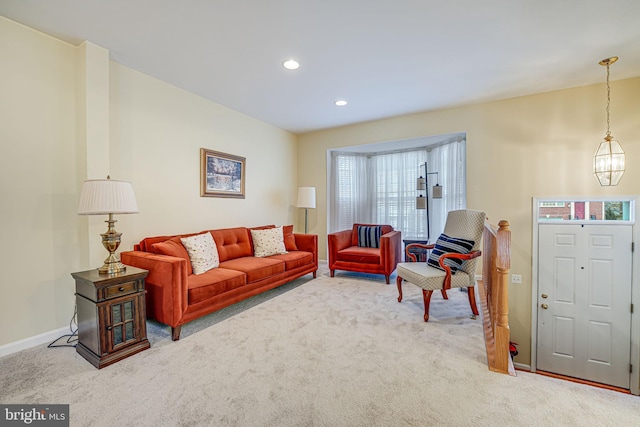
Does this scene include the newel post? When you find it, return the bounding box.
[495,220,511,372]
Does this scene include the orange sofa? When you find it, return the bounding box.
[328,224,401,284]
[121,225,317,340]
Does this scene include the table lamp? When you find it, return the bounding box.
[78,176,139,274]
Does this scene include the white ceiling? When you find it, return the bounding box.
[2,0,639,134]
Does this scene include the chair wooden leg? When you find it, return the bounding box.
[467,286,479,316]
[330,269,335,277]
[441,290,448,300]
[385,275,390,284]
[396,276,403,302]
[422,290,434,322]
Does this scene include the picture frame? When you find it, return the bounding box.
[200,148,246,198]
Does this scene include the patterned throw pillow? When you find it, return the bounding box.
[357,225,382,248]
[250,226,288,257]
[427,233,475,274]
[180,232,220,275]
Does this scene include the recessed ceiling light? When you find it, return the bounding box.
[283,59,300,70]
[335,100,348,106]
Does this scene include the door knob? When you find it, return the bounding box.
[541,303,548,309]
[541,294,548,299]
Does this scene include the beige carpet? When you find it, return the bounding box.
[1,263,639,426]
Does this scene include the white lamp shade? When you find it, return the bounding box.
[78,178,139,215]
[296,187,316,209]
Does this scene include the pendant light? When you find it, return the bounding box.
[593,56,625,186]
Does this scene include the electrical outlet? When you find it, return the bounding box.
[511,274,522,284]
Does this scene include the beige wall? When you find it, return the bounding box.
[108,62,299,251]
[0,17,80,346]
[0,17,299,348]
[298,78,640,364]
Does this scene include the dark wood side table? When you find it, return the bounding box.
[72,266,150,369]
[402,238,430,262]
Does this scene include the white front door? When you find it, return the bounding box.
[537,224,632,388]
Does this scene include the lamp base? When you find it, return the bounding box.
[98,254,127,275]
[98,214,127,275]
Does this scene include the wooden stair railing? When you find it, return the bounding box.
[478,219,515,376]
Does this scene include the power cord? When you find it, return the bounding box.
[47,304,78,348]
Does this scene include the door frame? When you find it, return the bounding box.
[531,196,640,395]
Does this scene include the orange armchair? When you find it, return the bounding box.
[328,224,402,284]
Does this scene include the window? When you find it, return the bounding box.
[329,138,466,239]
[537,200,634,222]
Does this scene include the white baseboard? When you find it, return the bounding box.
[0,326,71,358]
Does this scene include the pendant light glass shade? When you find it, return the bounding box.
[593,56,625,186]
[594,136,625,186]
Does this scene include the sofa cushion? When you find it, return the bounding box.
[210,228,253,262]
[151,240,193,275]
[337,246,381,264]
[187,268,246,304]
[251,226,288,257]
[180,233,220,274]
[268,251,313,271]
[219,257,285,283]
[427,233,475,274]
[357,225,382,248]
[282,225,298,251]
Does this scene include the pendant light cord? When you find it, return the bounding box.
[606,63,611,137]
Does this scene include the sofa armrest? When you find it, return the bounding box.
[380,230,402,273]
[120,251,189,327]
[294,233,318,267]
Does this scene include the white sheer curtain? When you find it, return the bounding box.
[427,138,467,238]
[371,150,427,238]
[329,152,373,232]
[328,138,466,239]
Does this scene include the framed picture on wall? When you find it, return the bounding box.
[200,148,246,198]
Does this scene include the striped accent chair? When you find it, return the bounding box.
[396,210,486,321]
[328,224,402,284]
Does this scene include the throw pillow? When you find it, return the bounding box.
[151,239,193,275]
[427,233,475,274]
[282,225,298,251]
[357,225,382,248]
[180,232,220,275]
[251,226,288,257]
